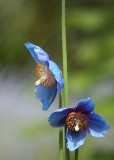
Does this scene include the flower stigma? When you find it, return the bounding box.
[66,112,89,131]
[75,125,80,131]
[35,62,56,87]
[35,79,41,85]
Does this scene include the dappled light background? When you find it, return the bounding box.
[0,0,114,160]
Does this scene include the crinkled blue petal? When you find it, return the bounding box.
[66,128,87,151]
[48,107,75,127]
[48,60,64,93]
[25,42,50,63]
[87,112,110,137]
[75,98,94,114]
[35,84,57,111]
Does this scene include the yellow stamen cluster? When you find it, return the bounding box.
[35,62,56,87]
[66,112,88,131]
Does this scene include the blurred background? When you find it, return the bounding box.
[0,0,114,160]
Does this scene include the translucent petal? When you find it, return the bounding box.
[25,42,50,63]
[75,98,94,114]
[49,60,64,93]
[66,128,87,151]
[48,107,75,127]
[35,84,57,111]
[87,112,110,137]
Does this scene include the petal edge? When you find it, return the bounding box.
[35,84,57,111]
[75,98,94,114]
[25,42,50,63]
[87,112,110,137]
[66,128,87,151]
[48,107,75,127]
[49,60,64,93]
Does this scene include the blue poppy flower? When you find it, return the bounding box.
[25,42,64,111]
[48,98,110,151]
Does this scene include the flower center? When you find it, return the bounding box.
[35,62,56,87]
[66,112,88,131]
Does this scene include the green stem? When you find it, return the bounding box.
[59,94,64,160]
[62,0,68,106]
[61,0,70,160]
[59,128,64,160]
[64,127,70,160]
[75,148,79,160]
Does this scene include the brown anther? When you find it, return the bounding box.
[35,62,56,87]
[66,112,88,131]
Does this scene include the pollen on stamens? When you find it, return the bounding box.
[66,112,89,131]
[35,62,56,87]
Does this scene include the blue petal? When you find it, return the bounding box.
[48,60,64,93]
[87,112,110,137]
[48,107,75,127]
[25,42,50,63]
[66,128,87,151]
[75,98,94,114]
[35,84,57,111]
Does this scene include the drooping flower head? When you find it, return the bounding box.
[25,42,64,111]
[48,98,110,151]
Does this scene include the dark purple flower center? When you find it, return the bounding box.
[35,62,56,87]
[66,112,88,131]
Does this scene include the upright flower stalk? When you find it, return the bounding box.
[62,0,68,105]
[61,0,70,160]
[59,94,64,160]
